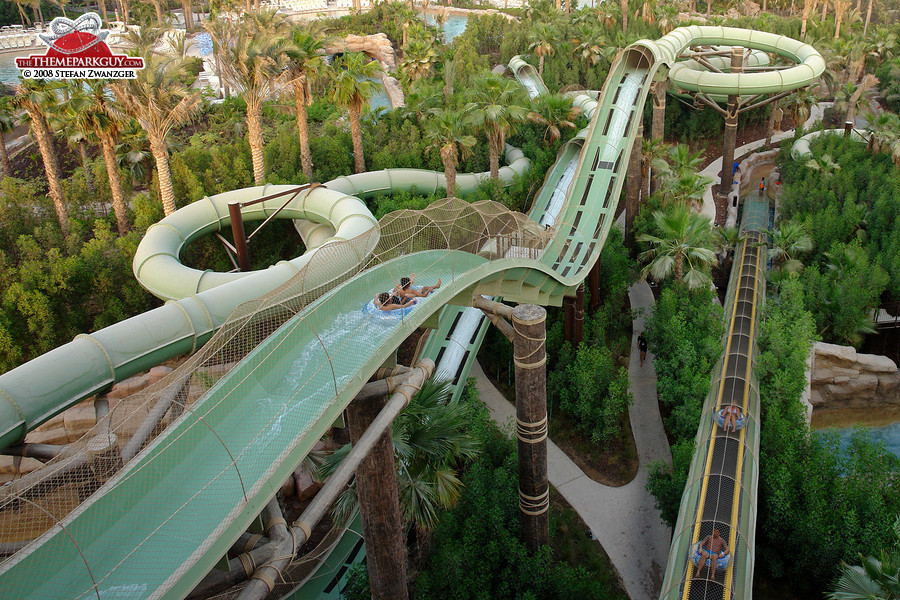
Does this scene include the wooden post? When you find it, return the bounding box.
[228,201,251,272]
[574,284,584,345]
[588,256,601,312]
[347,394,408,600]
[721,47,744,195]
[512,304,549,552]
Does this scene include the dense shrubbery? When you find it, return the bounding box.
[754,278,900,596]
[644,283,723,525]
[545,228,634,443]
[777,133,899,345]
[411,382,621,600]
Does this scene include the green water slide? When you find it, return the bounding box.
[0,26,821,600]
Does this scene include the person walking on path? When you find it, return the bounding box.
[637,332,648,367]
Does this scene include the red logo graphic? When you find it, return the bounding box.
[16,13,144,79]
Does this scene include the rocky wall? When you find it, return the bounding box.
[809,342,900,412]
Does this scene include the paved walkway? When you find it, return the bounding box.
[472,280,671,600]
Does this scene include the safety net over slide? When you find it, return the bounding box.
[0,25,822,600]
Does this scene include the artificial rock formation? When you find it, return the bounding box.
[809,342,900,410]
[325,33,404,108]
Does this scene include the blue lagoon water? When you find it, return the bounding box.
[422,13,468,44]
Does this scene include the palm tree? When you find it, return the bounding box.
[805,152,842,178]
[785,86,818,127]
[573,25,616,68]
[637,204,717,288]
[317,378,481,533]
[712,225,744,278]
[400,37,440,82]
[801,0,816,38]
[425,109,476,198]
[527,94,580,145]
[0,97,16,178]
[665,143,704,180]
[827,515,900,600]
[14,80,68,235]
[286,28,326,181]
[833,0,852,37]
[641,137,670,196]
[67,81,130,235]
[112,55,202,216]
[218,29,291,184]
[660,172,713,209]
[527,22,559,75]
[768,220,813,273]
[865,110,900,154]
[620,0,628,35]
[465,75,528,181]
[330,52,380,174]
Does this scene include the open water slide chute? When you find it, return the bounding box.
[0,152,528,451]
[0,26,822,600]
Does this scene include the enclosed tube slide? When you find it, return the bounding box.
[0,150,529,451]
[0,26,822,600]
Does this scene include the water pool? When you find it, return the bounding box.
[421,13,468,44]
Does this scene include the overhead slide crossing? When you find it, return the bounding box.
[0,26,821,600]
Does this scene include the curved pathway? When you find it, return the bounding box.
[473,280,671,600]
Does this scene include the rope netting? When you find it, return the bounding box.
[0,198,551,598]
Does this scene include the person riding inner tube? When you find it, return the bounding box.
[716,402,745,432]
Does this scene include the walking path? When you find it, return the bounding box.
[472,280,671,600]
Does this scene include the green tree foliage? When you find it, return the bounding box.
[876,57,900,113]
[778,133,900,302]
[755,278,900,594]
[827,515,900,600]
[412,382,621,600]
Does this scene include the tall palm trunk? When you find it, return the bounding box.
[29,113,68,235]
[538,54,545,75]
[77,142,95,193]
[674,251,683,281]
[247,101,266,184]
[293,80,313,180]
[488,130,502,181]
[0,134,10,178]
[864,0,873,36]
[150,134,177,216]
[101,133,128,234]
[620,0,628,35]
[349,100,366,174]
[440,145,457,197]
[98,0,108,23]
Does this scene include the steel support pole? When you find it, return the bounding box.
[512,304,549,552]
[228,201,251,272]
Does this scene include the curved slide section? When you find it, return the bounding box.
[0,27,823,600]
[791,127,867,159]
[0,152,529,452]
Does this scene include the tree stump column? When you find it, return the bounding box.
[588,256,601,312]
[574,283,584,345]
[347,394,408,600]
[721,47,744,194]
[512,304,549,552]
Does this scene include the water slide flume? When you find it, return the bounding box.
[0,26,822,600]
[0,150,528,451]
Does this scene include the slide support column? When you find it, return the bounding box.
[512,304,549,552]
[625,124,643,249]
[347,391,409,600]
[589,256,601,312]
[651,80,666,142]
[721,47,744,196]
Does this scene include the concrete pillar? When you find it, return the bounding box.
[512,304,549,552]
[721,47,744,195]
[625,124,643,249]
[588,256,601,312]
[347,394,408,600]
[651,80,666,142]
